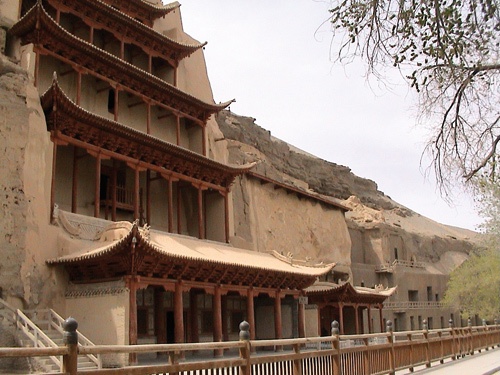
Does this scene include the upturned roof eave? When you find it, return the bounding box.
[47,0,205,62]
[9,3,232,122]
[47,221,334,290]
[40,79,255,182]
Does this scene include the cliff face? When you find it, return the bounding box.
[217,110,398,210]
[215,110,478,269]
[0,56,57,309]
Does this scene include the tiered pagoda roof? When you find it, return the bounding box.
[46,0,205,65]
[48,216,334,289]
[41,79,253,189]
[10,3,231,124]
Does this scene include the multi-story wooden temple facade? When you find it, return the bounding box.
[1,0,471,368]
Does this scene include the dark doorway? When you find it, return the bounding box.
[166,311,175,344]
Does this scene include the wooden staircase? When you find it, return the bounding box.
[0,299,101,372]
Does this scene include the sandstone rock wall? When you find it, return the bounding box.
[215,110,478,271]
[230,175,351,265]
[0,56,61,309]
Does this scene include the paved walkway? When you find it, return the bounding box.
[397,347,500,375]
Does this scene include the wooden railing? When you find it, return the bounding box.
[0,318,499,375]
[14,309,62,370]
[25,308,102,369]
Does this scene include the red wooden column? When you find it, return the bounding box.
[189,291,199,344]
[177,184,182,234]
[174,281,184,344]
[368,305,373,334]
[154,288,166,345]
[71,147,79,213]
[167,177,175,233]
[113,86,119,122]
[379,304,384,333]
[317,306,322,336]
[120,40,124,60]
[76,71,82,106]
[274,291,283,351]
[202,125,207,156]
[223,190,230,243]
[146,170,151,224]
[197,185,205,239]
[133,167,140,221]
[213,286,223,357]
[127,277,138,364]
[111,160,117,221]
[50,139,58,221]
[146,102,151,134]
[247,289,255,340]
[298,296,306,338]
[221,295,229,341]
[94,153,101,218]
[338,302,345,335]
[355,304,360,334]
[176,115,181,146]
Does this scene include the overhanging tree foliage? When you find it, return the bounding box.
[329,0,500,191]
[443,247,500,320]
[443,177,500,319]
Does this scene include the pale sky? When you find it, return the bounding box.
[177,0,482,231]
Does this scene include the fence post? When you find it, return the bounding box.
[422,319,431,368]
[62,317,78,375]
[449,319,457,360]
[239,321,251,375]
[495,319,500,348]
[467,318,473,355]
[331,320,340,375]
[387,320,395,375]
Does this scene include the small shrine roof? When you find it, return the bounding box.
[47,211,334,290]
[306,281,397,304]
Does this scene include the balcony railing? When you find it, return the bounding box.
[384,301,445,310]
[376,259,426,273]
